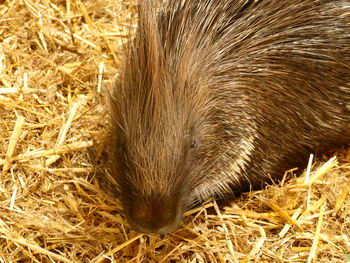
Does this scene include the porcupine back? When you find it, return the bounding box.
[108,0,350,233]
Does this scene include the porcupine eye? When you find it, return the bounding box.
[186,125,200,151]
[184,129,201,164]
[187,135,200,151]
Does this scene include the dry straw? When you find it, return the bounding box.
[0,0,349,262]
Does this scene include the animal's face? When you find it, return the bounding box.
[111,104,203,233]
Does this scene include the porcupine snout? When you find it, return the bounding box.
[125,195,182,234]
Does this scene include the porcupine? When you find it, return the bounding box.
[107,0,350,233]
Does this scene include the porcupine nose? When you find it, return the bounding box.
[126,197,182,234]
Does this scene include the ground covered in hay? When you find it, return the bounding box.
[0,0,349,262]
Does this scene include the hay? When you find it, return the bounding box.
[0,0,349,262]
